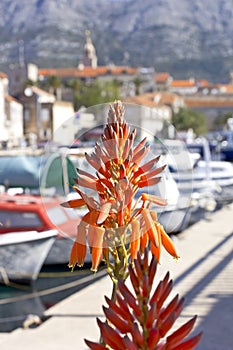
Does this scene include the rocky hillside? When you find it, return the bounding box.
[1,0,233,81]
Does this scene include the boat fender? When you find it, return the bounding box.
[23,314,42,329]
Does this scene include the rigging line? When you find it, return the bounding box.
[0,267,89,281]
[0,269,106,305]
[0,269,95,291]
[38,269,91,278]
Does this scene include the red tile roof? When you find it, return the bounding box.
[5,95,21,103]
[185,96,233,107]
[196,79,209,87]
[171,79,196,87]
[0,71,8,79]
[124,91,182,107]
[38,66,138,79]
[157,92,182,105]
[155,72,171,83]
[216,84,233,94]
[124,95,157,107]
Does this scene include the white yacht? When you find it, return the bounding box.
[163,138,233,206]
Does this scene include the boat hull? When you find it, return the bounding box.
[156,203,193,234]
[0,289,45,332]
[44,237,92,265]
[0,230,57,284]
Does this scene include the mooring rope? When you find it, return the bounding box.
[0,268,106,305]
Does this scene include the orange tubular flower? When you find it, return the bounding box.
[156,222,180,260]
[63,101,202,350]
[141,193,167,206]
[69,222,87,269]
[130,219,141,261]
[150,238,162,264]
[140,230,149,254]
[90,226,105,272]
[62,100,179,276]
[141,208,159,248]
[61,198,86,208]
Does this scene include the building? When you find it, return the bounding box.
[82,30,98,69]
[122,92,184,140]
[0,72,24,148]
[169,78,199,95]
[17,86,56,144]
[38,33,155,98]
[7,62,38,97]
[155,72,172,91]
[5,95,24,147]
[184,95,233,130]
[52,101,75,145]
[153,74,233,130]
[16,85,77,145]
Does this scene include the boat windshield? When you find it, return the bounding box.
[0,210,43,230]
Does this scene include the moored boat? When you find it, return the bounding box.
[0,230,57,284]
[162,138,233,207]
[0,193,85,266]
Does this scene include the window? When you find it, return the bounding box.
[0,211,42,229]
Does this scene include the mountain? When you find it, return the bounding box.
[1,0,233,81]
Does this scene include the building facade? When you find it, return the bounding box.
[0,72,24,148]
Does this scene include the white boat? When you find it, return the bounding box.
[160,138,233,208]
[185,138,233,204]
[0,230,57,284]
[148,168,193,234]
[207,130,233,162]
[147,138,220,228]
[189,159,233,204]
[131,141,194,234]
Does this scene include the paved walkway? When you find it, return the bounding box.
[0,203,233,350]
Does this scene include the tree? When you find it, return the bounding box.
[67,79,82,93]
[132,76,145,95]
[172,107,207,135]
[74,79,120,109]
[39,75,62,99]
[47,76,62,95]
[214,111,233,130]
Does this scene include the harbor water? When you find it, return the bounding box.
[0,264,106,332]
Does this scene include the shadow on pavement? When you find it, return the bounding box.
[196,294,233,350]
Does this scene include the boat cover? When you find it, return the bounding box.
[0,153,77,194]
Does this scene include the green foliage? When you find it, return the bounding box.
[38,77,120,110]
[74,79,120,109]
[214,111,233,129]
[133,77,145,95]
[47,76,62,89]
[172,107,207,135]
[67,79,82,92]
[39,75,62,92]
[24,79,36,86]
